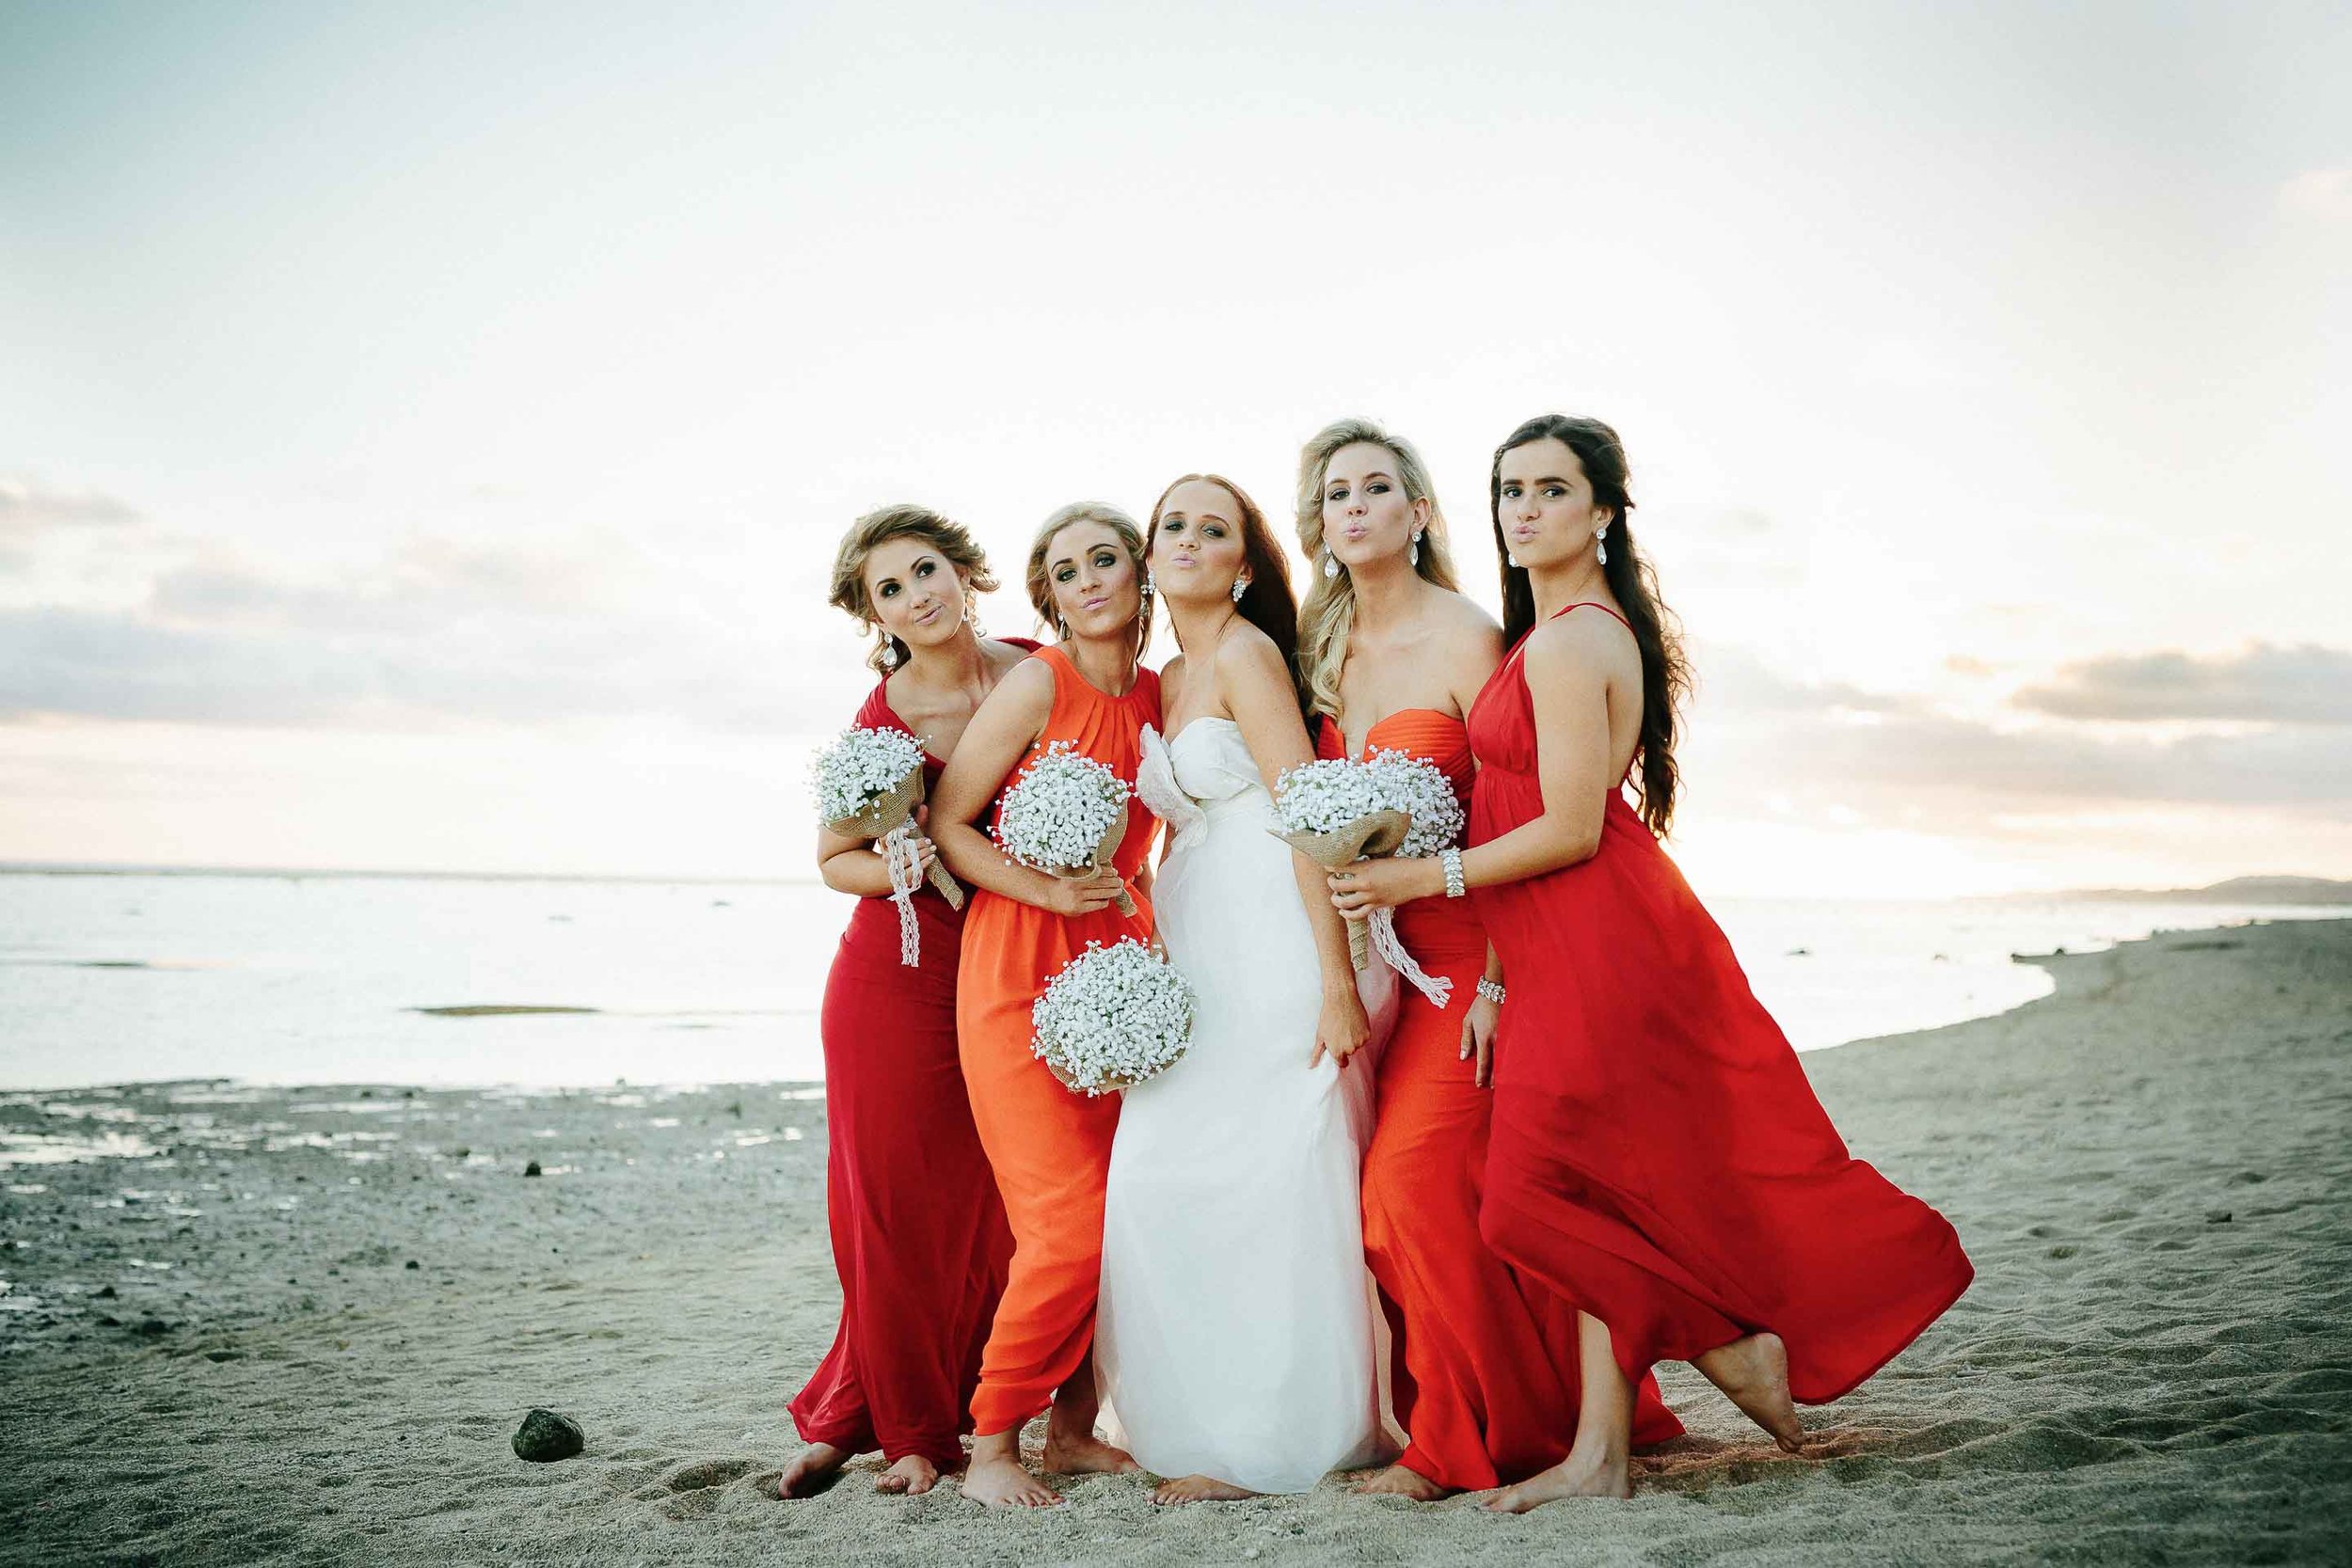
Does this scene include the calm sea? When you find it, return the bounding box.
[0,869,2339,1092]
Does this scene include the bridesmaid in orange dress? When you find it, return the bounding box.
[1294,419,1679,1501]
[1330,415,1971,1508]
[781,507,1033,1499]
[930,502,1163,1510]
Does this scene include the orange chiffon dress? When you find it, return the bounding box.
[787,652,1033,1470]
[1468,603,1974,1399]
[1317,713,1680,1490]
[959,642,1161,1436]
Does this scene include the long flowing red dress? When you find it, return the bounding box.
[960,643,1161,1436]
[1468,604,1974,1399]
[787,642,1035,1471]
[1317,713,1680,1490]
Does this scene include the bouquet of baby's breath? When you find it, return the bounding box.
[1271,749,1463,1006]
[993,740,1137,917]
[1030,938,1193,1096]
[810,725,961,966]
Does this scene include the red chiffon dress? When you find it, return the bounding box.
[1316,714,1679,1490]
[786,644,1035,1472]
[1467,604,1973,1399]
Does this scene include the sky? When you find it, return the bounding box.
[2,0,2347,897]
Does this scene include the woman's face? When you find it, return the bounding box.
[1043,520,1141,639]
[1148,479,1249,604]
[860,534,967,652]
[1320,440,1427,570]
[1496,436,1611,571]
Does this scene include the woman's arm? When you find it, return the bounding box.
[1330,615,1620,910]
[1221,632,1370,1067]
[931,659,1124,915]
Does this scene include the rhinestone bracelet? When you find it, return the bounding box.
[1476,976,1506,1006]
[1440,847,1467,899]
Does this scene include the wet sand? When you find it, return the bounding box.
[3,919,2348,1565]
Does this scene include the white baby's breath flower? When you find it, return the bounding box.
[1030,938,1194,1096]
[1363,749,1465,857]
[994,740,1134,872]
[809,726,926,824]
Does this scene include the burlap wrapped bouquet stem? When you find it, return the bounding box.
[1037,811,1136,918]
[1269,808,1410,971]
[822,761,963,910]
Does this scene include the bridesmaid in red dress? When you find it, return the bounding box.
[1329,415,1974,1508]
[781,506,1036,1498]
[1295,419,1679,1501]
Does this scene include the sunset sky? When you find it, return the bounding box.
[4,1,2347,896]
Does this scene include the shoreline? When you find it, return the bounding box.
[3,920,2349,1564]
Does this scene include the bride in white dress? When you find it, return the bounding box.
[1094,474,1389,1502]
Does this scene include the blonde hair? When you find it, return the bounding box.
[828,503,999,673]
[1025,501,1154,663]
[1293,418,1460,722]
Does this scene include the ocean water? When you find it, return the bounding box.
[0,869,2339,1094]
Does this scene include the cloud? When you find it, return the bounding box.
[2279,167,2352,222]
[0,479,141,546]
[2012,642,2352,724]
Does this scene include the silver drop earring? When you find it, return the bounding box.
[1231,576,1249,604]
[1142,570,1156,599]
[1409,530,1422,568]
[879,637,899,671]
[1597,523,1610,566]
[1056,615,1070,641]
[1507,550,1521,569]
[1322,548,1340,580]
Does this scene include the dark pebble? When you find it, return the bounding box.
[405,1259,421,1270]
[2205,1211,2233,1224]
[513,1408,584,1463]
[136,1318,170,1336]
[523,1161,543,1178]
[96,1285,118,1299]
[204,1350,245,1363]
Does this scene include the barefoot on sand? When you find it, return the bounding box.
[1040,1428,1142,1478]
[1352,1463,1452,1501]
[874,1455,939,1495]
[776,1441,850,1499]
[1482,1445,1631,1513]
[1694,1332,1804,1453]
[961,1454,1062,1510]
[1152,1474,1256,1505]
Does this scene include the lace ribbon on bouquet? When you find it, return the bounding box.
[1366,905,1451,1009]
[881,821,925,967]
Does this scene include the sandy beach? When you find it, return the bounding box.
[3,917,2347,1565]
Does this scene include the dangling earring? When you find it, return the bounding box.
[1231,575,1249,604]
[879,636,899,671]
[1409,529,1423,568]
[965,592,986,638]
[1507,550,1521,568]
[1596,522,1610,566]
[1322,548,1340,580]
[1142,570,1156,599]
[1056,614,1071,641]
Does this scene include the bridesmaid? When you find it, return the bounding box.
[1294,418,1679,1500]
[930,501,1163,1509]
[783,505,1036,1497]
[1329,414,1974,1508]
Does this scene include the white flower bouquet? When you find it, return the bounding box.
[993,740,1137,916]
[1030,938,1193,1096]
[810,725,961,967]
[1271,749,1465,1006]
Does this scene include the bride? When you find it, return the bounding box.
[1094,472,1389,1502]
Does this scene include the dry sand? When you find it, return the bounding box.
[3,918,2347,1565]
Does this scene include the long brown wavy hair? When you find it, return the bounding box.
[1147,472,1306,714]
[826,503,998,674]
[1490,414,1692,835]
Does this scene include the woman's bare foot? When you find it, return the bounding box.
[1694,1332,1804,1452]
[1481,1444,1630,1512]
[1352,1462,1452,1501]
[961,1453,1061,1509]
[1041,1426,1142,1477]
[777,1441,850,1499]
[1152,1473,1256,1505]
[875,1455,940,1496]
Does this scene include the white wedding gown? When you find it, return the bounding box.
[1094,719,1387,1493]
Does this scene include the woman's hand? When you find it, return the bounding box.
[1309,982,1372,1069]
[1327,856,1443,919]
[1460,993,1501,1088]
[1040,867,1127,917]
[875,830,938,883]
